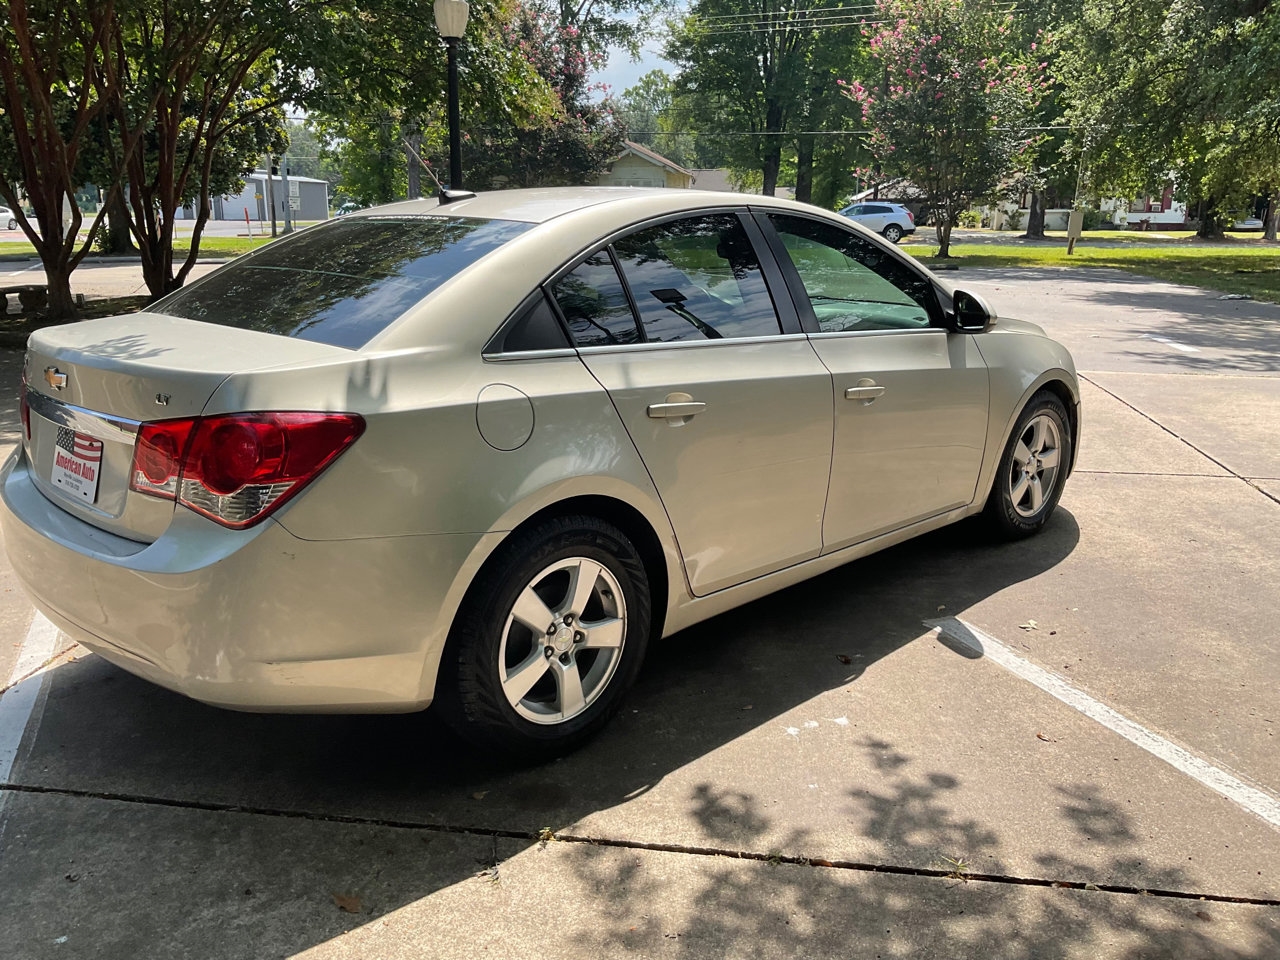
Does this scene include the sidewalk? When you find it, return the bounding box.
[1,259,224,302]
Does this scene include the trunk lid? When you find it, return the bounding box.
[23,312,351,542]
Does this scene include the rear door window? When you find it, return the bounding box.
[152,215,532,349]
[611,214,782,342]
[551,252,642,348]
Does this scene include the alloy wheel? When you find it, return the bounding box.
[498,556,627,724]
[1008,413,1062,518]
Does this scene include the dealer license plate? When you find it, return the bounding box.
[51,426,103,504]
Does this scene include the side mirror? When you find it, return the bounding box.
[949,289,995,333]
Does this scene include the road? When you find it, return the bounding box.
[0,267,1278,958]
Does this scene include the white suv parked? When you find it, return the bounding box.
[1,205,17,231]
[838,201,915,243]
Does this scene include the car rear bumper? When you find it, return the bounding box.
[0,448,489,712]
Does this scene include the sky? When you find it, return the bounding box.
[595,40,673,97]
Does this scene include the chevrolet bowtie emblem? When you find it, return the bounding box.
[44,366,67,390]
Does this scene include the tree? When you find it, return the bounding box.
[462,2,625,188]
[1055,0,1280,239]
[0,1,149,317]
[616,71,736,172]
[666,1,863,196]
[313,110,410,205]
[843,0,1047,256]
[281,120,343,202]
[305,0,561,200]
[106,2,339,299]
[616,70,692,169]
[1007,0,1081,239]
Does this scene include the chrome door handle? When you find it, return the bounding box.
[647,401,707,419]
[845,379,886,404]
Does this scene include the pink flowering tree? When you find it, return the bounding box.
[463,2,626,188]
[841,0,1049,256]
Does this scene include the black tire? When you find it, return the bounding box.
[883,224,903,243]
[436,515,651,761]
[5,219,14,231]
[983,390,1072,539]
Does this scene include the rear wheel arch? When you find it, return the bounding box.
[433,496,672,757]
[459,495,670,648]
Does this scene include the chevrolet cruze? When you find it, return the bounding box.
[1,188,1079,759]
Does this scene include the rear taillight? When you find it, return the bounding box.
[130,412,364,528]
[907,210,915,223]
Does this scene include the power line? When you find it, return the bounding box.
[689,4,882,22]
[689,7,883,25]
[689,8,1025,35]
[684,1,1019,23]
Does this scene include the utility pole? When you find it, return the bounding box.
[281,163,294,234]
[406,125,422,200]
[266,157,278,238]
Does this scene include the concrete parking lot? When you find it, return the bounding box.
[1,267,1278,958]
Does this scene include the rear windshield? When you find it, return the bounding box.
[152,215,532,348]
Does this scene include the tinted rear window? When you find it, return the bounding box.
[153,215,531,348]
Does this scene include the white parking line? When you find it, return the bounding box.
[0,613,60,784]
[926,617,1280,831]
[1140,333,1200,354]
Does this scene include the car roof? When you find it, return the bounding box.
[351,186,810,225]
[357,187,932,353]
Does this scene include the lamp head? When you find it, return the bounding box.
[433,0,470,39]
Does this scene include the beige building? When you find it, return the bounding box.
[595,141,694,189]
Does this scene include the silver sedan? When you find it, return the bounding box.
[1,188,1079,759]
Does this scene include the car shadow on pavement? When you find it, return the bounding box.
[34,508,1265,958]
[8,506,1280,955]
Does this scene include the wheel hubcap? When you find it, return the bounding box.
[1008,414,1062,518]
[499,557,626,724]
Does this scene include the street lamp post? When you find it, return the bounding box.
[434,0,470,191]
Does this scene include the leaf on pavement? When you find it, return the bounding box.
[836,654,852,664]
[332,892,362,914]
[1036,732,1054,742]
[1019,620,1038,631]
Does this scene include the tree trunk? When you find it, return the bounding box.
[1264,191,1278,242]
[794,135,814,204]
[102,189,136,255]
[1022,189,1046,239]
[1196,197,1224,239]
[936,220,954,258]
[41,260,77,318]
[762,149,780,197]
[761,97,784,197]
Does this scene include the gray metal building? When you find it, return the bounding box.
[178,171,330,222]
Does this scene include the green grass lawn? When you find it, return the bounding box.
[945,227,1268,243]
[0,235,275,259]
[905,242,1280,303]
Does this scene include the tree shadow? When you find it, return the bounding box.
[1084,285,1280,374]
[567,738,1280,959]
